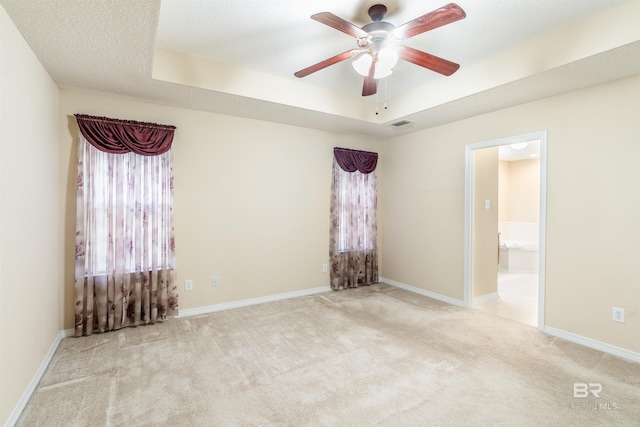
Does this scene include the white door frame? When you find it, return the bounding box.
[463,131,548,331]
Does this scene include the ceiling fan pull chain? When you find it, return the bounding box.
[384,77,388,110]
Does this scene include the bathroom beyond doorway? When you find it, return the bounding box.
[464,131,547,330]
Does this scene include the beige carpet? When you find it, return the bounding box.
[16,284,640,426]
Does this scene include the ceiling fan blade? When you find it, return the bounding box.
[311,12,370,39]
[392,3,466,40]
[362,61,377,96]
[398,46,460,76]
[294,49,364,78]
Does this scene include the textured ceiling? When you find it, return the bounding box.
[2,0,640,139]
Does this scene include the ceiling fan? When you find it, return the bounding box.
[294,3,466,96]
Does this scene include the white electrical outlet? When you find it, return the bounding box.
[212,276,219,287]
[322,264,328,273]
[185,280,193,291]
[612,307,625,323]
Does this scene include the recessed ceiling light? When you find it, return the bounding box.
[510,142,528,150]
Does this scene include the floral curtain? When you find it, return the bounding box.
[329,148,378,290]
[74,116,178,337]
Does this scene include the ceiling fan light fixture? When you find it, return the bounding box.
[352,54,373,76]
[377,48,398,70]
[374,66,393,79]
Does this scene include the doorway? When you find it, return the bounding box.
[463,131,547,331]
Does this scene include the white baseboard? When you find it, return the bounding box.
[4,330,66,427]
[177,286,332,318]
[473,292,499,305]
[543,326,640,364]
[379,277,465,307]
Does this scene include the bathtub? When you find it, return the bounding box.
[498,222,539,273]
[499,241,539,273]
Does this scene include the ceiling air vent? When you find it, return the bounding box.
[391,120,413,127]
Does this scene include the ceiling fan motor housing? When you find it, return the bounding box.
[362,21,396,35]
[361,21,396,50]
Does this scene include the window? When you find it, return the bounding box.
[334,165,376,253]
[83,146,173,275]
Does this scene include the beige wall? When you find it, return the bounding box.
[505,158,540,223]
[1,6,62,424]
[59,90,384,329]
[473,148,498,298]
[498,160,510,222]
[381,73,640,352]
[378,125,465,299]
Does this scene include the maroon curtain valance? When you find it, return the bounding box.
[75,114,176,156]
[334,147,378,174]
